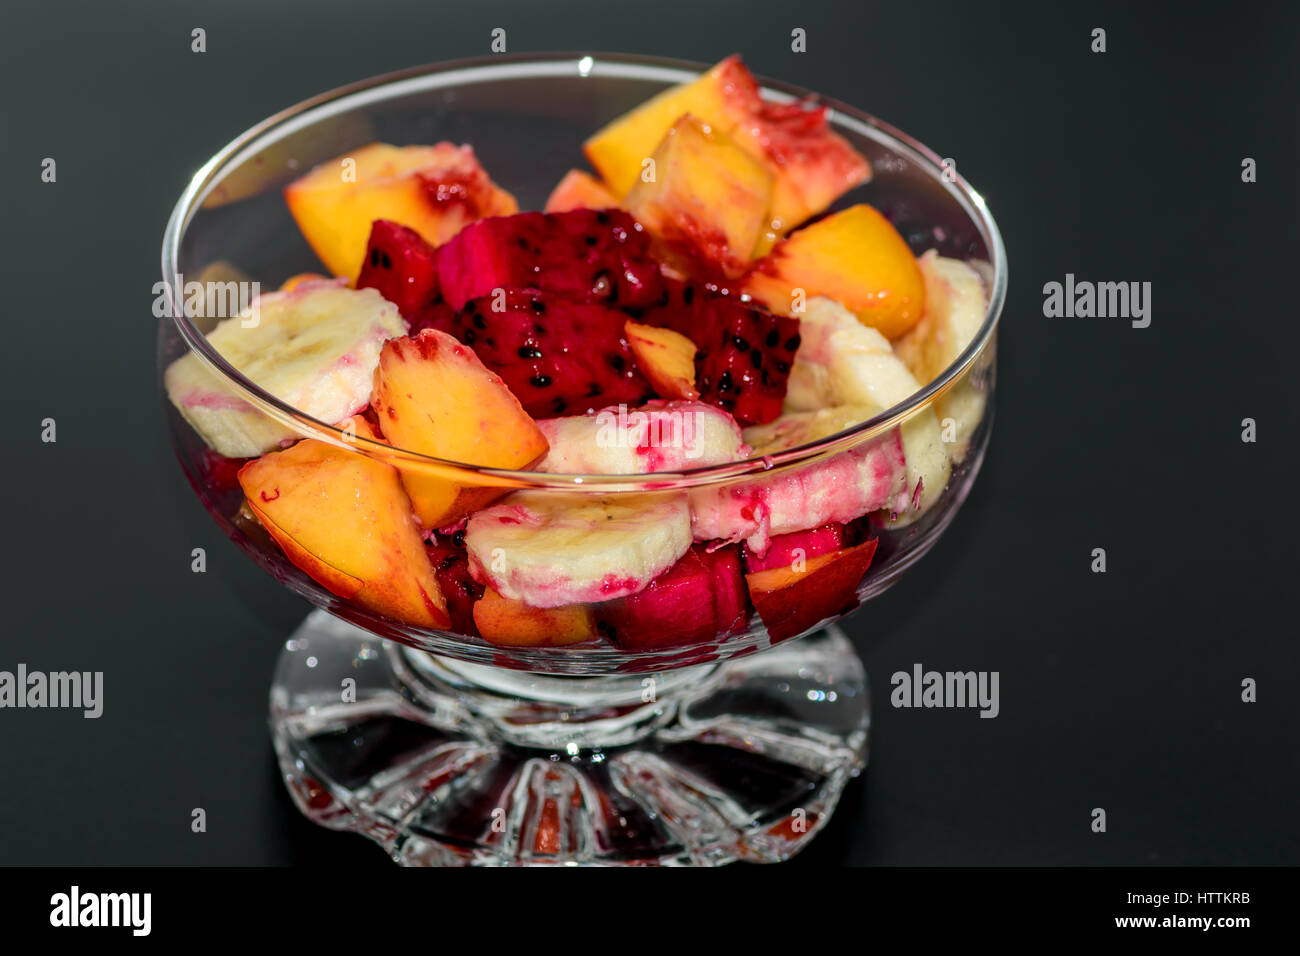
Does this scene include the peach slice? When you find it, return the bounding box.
[742,204,926,339]
[584,55,868,239]
[543,169,621,213]
[370,329,549,530]
[237,434,450,629]
[585,57,757,197]
[744,539,878,642]
[624,320,699,401]
[283,142,517,281]
[626,114,773,278]
[472,587,597,647]
[730,100,871,249]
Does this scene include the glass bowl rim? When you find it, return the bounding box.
[160,51,1007,492]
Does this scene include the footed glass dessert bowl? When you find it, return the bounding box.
[158,54,1005,865]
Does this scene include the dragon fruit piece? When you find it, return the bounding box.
[426,533,483,635]
[200,448,250,494]
[597,544,733,650]
[429,289,653,419]
[355,220,440,319]
[701,544,750,635]
[435,208,666,311]
[406,300,458,336]
[637,279,800,425]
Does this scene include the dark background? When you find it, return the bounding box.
[1,0,1296,866]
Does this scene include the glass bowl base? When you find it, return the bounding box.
[270,611,869,866]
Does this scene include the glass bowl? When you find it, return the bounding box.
[158,53,1005,865]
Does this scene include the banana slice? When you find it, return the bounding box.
[690,406,907,553]
[164,283,405,458]
[784,297,949,523]
[895,251,990,462]
[536,401,749,474]
[894,251,986,384]
[465,492,692,608]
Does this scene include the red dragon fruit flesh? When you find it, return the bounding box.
[701,544,751,635]
[597,547,719,651]
[355,219,441,319]
[435,208,666,311]
[426,533,484,635]
[421,288,653,419]
[637,279,800,426]
[598,543,754,650]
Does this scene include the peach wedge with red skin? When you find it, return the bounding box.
[584,54,868,238]
[472,587,597,647]
[745,539,878,642]
[732,98,871,249]
[283,142,517,281]
[626,114,773,279]
[742,204,926,340]
[237,430,451,629]
[543,169,621,213]
[585,56,759,197]
[370,329,550,531]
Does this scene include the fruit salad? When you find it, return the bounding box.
[165,55,991,654]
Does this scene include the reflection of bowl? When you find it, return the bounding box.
[158,54,1006,865]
